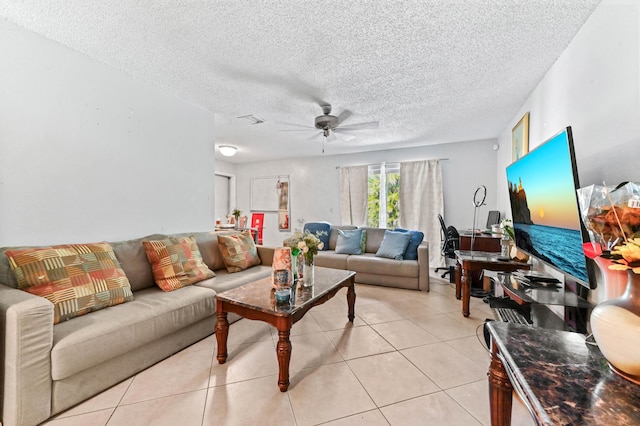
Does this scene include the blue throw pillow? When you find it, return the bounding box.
[375,230,412,260]
[303,222,331,251]
[394,228,425,260]
[335,229,364,255]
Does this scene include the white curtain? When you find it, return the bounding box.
[400,160,444,268]
[339,165,368,226]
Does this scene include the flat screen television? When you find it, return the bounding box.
[506,126,594,289]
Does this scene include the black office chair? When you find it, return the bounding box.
[434,214,460,281]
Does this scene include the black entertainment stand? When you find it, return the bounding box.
[487,270,594,333]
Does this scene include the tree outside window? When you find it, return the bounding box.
[367,163,400,228]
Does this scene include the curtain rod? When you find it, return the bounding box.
[335,159,449,169]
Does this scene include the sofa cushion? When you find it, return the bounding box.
[217,231,261,273]
[394,228,425,260]
[110,234,167,292]
[360,227,387,253]
[375,230,412,260]
[5,243,134,324]
[303,222,331,251]
[347,253,419,278]
[143,236,215,291]
[335,229,364,255]
[195,265,273,294]
[328,225,358,250]
[50,285,216,380]
[0,247,23,289]
[171,231,227,272]
[314,251,350,270]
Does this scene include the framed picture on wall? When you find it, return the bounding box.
[277,178,290,231]
[512,112,530,162]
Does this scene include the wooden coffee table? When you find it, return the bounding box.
[214,267,356,392]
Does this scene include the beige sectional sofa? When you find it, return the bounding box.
[0,231,274,426]
[314,226,430,292]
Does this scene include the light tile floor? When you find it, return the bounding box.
[44,271,535,426]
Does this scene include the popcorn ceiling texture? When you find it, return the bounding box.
[0,1,602,161]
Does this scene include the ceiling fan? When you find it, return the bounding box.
[279,103,379,150]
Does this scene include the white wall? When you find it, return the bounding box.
[234,139,498,246]
[214,159,237,176]
[0,20,217,246]
[496,0,640,214]
[494,0,639,299]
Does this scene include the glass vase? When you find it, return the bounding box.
[302,256,314,287]
[500,237,511,258]
[593,257,628,303]
[590,270,640,384]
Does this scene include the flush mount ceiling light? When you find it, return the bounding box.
[219,145,237,157]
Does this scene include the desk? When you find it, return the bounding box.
[454,250,529,317]
[459,233,502,252]
[486,322,640,425]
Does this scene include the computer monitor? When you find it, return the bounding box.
[486,211,501,228]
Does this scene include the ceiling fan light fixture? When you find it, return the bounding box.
[219,145,237,157]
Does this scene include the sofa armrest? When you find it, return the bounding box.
[256,246,274,267]
[0,284,54,426]
[417,242,430,292]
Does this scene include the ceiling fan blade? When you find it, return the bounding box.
[336,133,356,142]
[337,121,379,131]
[325,132,338,143]
[307,131,322,140]
[337,108,353,124]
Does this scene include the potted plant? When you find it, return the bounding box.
[232,208,241,229]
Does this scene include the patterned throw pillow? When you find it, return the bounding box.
[5,243,134,324]
[143,236,215,291]
[217,231,262,273]
[303,222,331,251]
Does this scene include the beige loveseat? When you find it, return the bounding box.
[0,231,274,426]
[313,226,430,292]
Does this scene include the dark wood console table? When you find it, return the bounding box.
[488,270,593,332]
[486,321,640,425]
[459,233,502,252]
[454,250,530,317]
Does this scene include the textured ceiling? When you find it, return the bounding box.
[0,1,602,163]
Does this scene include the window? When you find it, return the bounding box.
[367,162,400,228]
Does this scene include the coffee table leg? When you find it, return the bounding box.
[276,328,292,392]
[461,267,471,317]
[347,283,356,322]
[215,311,229,364]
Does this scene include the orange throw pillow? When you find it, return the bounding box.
[6,243,133,324]
[217,231,261,273]
[143,236,215,291]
